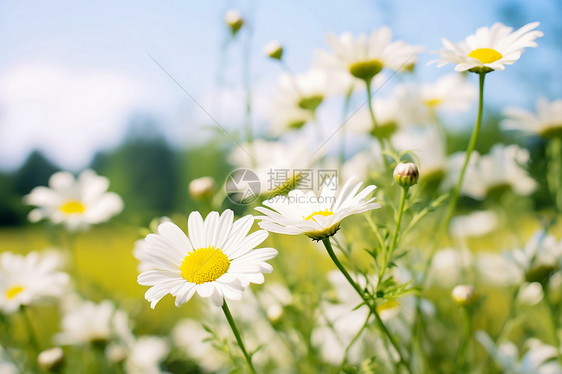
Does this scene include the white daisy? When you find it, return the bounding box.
[0,251,69,314]
[269,69,344,134]
[476,332,562,374]
[433,22,543,73]
[392,127,448,181]
[317,27,423,82]
[24,169,124,231]
[172,319,228,372]
[228,139,321,198]
[428,248,472,288]
[55,299,131,345]
[502,97,562,138]
[124,336,170,374]
[445,144,537,200]
[419,73,477,114]
[137,210,278,308]
[256,176,380,240]
[449,210,498,239]
[346,95,402,138]
[504,230,562,283]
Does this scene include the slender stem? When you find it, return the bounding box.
[365,214,388,255]
[21,306,40,357]
[63,230,81,288]
[543,288,562,364]
[321,238,412,374]
[338,311,372,370]
[456,307,472,372]
[222,301,257,374]
[420,72,486,286]
[546,137,562,213]
[339,87,354,166]
[242,2,257,168]
[412,72,486,368]
[379,187,408,281]
[365,79,389,170]
[496,285,520,342]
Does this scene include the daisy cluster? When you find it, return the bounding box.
[5,13,562,374]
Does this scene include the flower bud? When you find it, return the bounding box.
[189,177,216,201]
[393,162,419,188]
[264,41,283,60]
[106,344,127,364]
[38,347,64,372]
[451,285,476,306]
[224,10,244,35]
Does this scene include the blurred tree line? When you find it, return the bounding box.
[0,116,231,227]
[0,108,556,227]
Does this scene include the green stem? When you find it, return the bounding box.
[420,72,486,286]
[456,307,473,372]
[365,214,388,255]
[379,187,408,282]
[321,238,412,374]
[21,306,41,372]
[338,311,372,370]
[543,288,562,364]
[340,87,354,166]
[496,285,520,342]
[222,301,257,374]
[412,72,486,369]
[546,137,562,214]
[365,79,389,170]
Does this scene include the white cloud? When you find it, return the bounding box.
[0,63,174,170]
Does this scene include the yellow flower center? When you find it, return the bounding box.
[5,285,24,300]
[377,299,399,313]
[304,209,334,221]
[468,48,503,64]
[60,200,86,214]
[424,98,442,108]
[180,246,230,284]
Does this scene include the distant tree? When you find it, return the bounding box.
[91,115,180,224]
[13,150,60,195]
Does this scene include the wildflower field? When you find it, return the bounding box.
[1,2,562,373]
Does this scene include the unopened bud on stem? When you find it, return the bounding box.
[393,162,419,188]
[38,347,64,372]
[189,177,216,201]
[452,285,476,306]
[224,10,244,35]
[264,41,284,60]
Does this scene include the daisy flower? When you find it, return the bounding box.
[346,95,402,138]
[445,144,537,200]
[504,230,562,283]
[269,69,346,134]
[137,210,278,308]
[502,97,562,138]
[393,127,448,182]
[55,299,131,345]
[0,251,69,314]
[124,336,170,374]
[256,176,380,240]
[316,27,423,83]
[24,169,123,231]
[476,332,562,374]
[419,73,477,114]
[228,139,321,198]
[434,22,543,73]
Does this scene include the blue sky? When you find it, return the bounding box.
[0,0,560,170]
